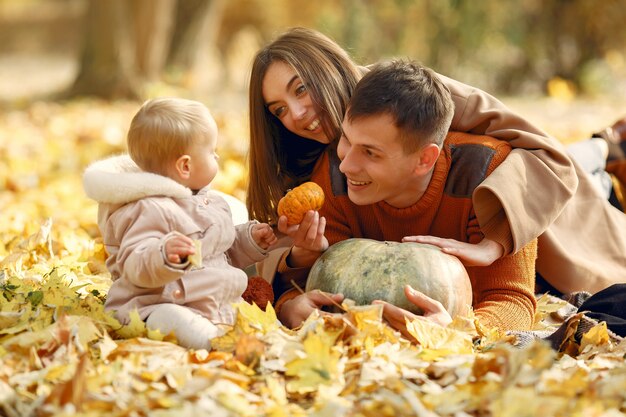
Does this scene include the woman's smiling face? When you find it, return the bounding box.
[262,61,330,144]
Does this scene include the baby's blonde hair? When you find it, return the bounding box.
[127,98,216,175]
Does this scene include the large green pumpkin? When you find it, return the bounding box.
[306,238,472,317]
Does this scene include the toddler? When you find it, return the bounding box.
[83,97,277,349]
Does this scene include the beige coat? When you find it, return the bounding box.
[260,74,626,295]
[442,75,626,293]
[83,155,268,324]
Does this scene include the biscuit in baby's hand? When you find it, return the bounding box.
[188,240,202,267]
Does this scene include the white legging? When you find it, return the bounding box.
[146,304,222,350]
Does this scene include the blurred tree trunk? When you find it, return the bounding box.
[66,0,140,99]
[133,0,176,81]
[167,0,226,70]
[65,0,225,100]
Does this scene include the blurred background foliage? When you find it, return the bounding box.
[1,0,625,203]
[1,0,625,103]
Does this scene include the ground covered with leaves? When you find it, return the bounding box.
[1,99,626,417]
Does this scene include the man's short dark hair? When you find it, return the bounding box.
[346,60,454,153]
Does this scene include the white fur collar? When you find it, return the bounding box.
[82,154,192,204]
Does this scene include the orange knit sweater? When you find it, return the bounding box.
[275,132,537,331]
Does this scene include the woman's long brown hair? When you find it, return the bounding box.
[246,27,362,224]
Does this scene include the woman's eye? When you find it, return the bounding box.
[295,84,307,96]
[272,106,285,118]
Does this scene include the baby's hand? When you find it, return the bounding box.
[251,223,278,250]
[402,235,504,267]
[164,233,196,264]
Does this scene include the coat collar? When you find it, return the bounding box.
[82,154,193,204]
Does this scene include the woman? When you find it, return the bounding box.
[246,28,626,320]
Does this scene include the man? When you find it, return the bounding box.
[273,60,537,332]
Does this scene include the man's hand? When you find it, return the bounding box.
[251,222,278,250]
[402,235,504,266]
[374,285,452,340]
[163,233,195,264]
[279,290,344,328]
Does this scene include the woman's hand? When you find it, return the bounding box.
[278,210,328,252]
[278,210,329,268]
[402,235,504,267]
[279,290,344,328]
[374,285,452,340]
[163,233,195,264]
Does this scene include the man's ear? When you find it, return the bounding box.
[414,143,440,175]
[173,155,192,180]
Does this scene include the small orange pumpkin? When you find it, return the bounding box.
[277,182,325,225]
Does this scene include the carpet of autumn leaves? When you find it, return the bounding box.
[1,99,626,417]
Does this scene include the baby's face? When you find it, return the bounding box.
[187,131,219,191]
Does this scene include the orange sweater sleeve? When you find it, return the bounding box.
[468,239,538,331]
[272,249,310,300]
[457,146,537,332]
